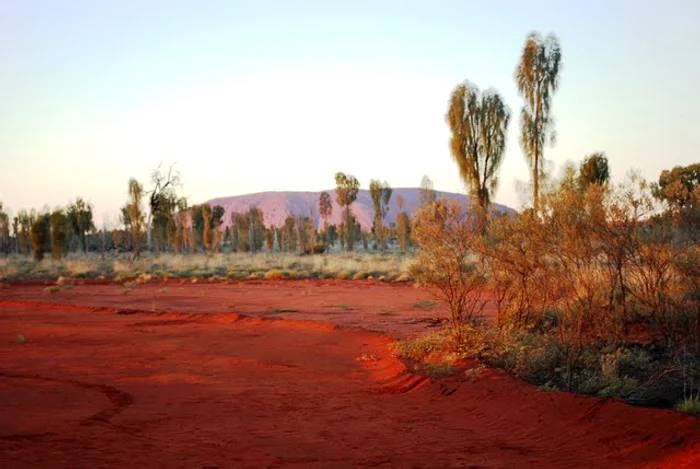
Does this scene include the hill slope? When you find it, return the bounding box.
[207,188,516,231]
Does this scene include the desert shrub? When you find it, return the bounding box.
[423,363,457,378]
[411,199,487,326]
[264,269,287,280]
[395,273,412,283]
[352,270,369,280]
[390,330,453,361]
[336,270,353,280]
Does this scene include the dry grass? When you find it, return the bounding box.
[0,251,415,282]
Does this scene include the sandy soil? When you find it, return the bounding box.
[1,279,699,468]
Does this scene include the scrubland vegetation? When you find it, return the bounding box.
[1,30,699,418]
[404,168,700,414]
[0,251,414,283]
[396,31,700,416]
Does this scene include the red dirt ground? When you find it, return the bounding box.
[1,279,700,468]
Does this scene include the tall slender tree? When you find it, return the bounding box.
[0,202,9,255]
[369,180,392,250]
[419,175,436,207]
[515,31,562,214]
[49,209,70,259]
[447,82,510,230]
[67,197,95,254]
[334,172,360,251]
[30,214,50,261]
[318,191,333,250]
[147,163,180,250]
[126,178,145,261]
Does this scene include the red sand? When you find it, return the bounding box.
[1,279,699,468]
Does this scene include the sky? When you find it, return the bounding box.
[1,0,699,227]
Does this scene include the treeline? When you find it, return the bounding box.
[0,167,424,260]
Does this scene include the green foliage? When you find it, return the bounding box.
[334,172,360,251]
[578,152,610,190]
[653,163,700,210]
[49,210,70,260]
[390,330,453,361]
[67,197,95,254]
[423,363,457,378]
[396,211,412,253]
[318,191,333,250]
[125,178,145,260]
[0,202,10,255]
[369,179,392,250]
[447,82,510,229]
[30,214,50,261]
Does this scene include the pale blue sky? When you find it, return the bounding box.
[1,0,699,226]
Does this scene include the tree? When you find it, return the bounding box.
[126,178,145,260]
[447,82,510,230]
[0,202,9,255]
[334,172,360,251]
[396,195,411,253]
[202,204,212,252]
[515,31,562,214]
[318,191,333,250]
[369,179,392,250]
[30,214,50,261]
[151,192,179,253]
[12,216,19,254]
[419,175,436,207]
[211,205,225,252]
[264,228,274,252]
[327,224,338,250]
[67,197,95,254]
[653,163,700,211]
[247,207,265,253]
[230,212,241,252]
[578,152,610,190]
[147,163,181,250]
[49,209,70,260]
[296,215,311,254]
[282,216,297,252]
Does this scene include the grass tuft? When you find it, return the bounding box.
[676,396,700,416]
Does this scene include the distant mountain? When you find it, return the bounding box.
[207,188,517,231]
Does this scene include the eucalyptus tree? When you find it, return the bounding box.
[334,172,360,251]
[147,163,180,250]
[419,175,436,207]
[369,179,392,250]
[67,197,95,254]
[0,202,9,255]
[578,152,610,190]
[49,209,71,259]
[126,178,145,260]
[318,191,333,249]
[30,213,50,261]
[515,31,562,214]
[447,81,510,230]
